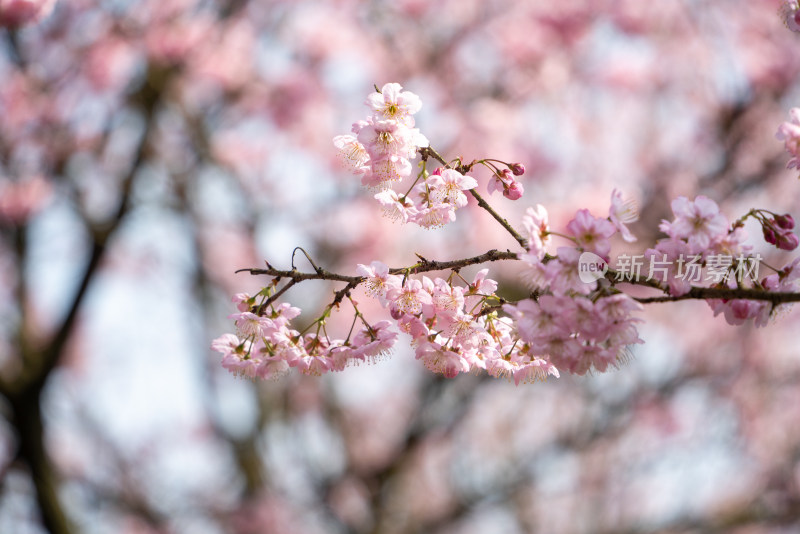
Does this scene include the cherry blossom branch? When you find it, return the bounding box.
[418,146,529,249]
[240,249,800,310]
[632,286,800,305]
[238,248,519,291]
[215,84,800,384]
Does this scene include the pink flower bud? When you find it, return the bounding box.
[497,168,514,185]
[763,226,777,245]
[776,231,799,251]
[0,0,56,27]
[775,213,795,230]
[503,181,524,200]
[508,163,526,176]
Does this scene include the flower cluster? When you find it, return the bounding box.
[358,262,559,384]
[504,294,642,375]
[755,210,797,251]
[647,196,741,296]
[707,256,800,327]
[214,85,800,386]
[644,197,799,325]
[334,83,479,228]
[514,191,645,374]
[212,294,398,379]
[487,166,525,200]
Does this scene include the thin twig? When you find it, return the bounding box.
[419,146,529,249]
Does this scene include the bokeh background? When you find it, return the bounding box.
[3,1,800,533]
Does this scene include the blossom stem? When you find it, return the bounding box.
[419,146,529,249]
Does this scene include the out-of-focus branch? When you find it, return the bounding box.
[0,63,171,534]
[7,389,72,534]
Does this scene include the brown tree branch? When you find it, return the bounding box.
[633,285,800,305]
[239,249,800,312]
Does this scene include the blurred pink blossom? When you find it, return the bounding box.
[0,0,55,27]
[0,176,52,223]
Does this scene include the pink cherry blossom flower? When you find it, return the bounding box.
[327,343,357,372]
[352,320,398,361]
[374,189,417,222]
[570,298,609,341]
[397,314,430,340]
[333,134,370,173]
[365,83,423,126]
[410,203,456,229]
[536,336,586,374]
[388,278,432,315]
[522,204,550,258]
[271,302,302,323]
[369,154,413,185]
[251,339,291,379]
[503,296,571,344]
[438,311,483,344]
[356,261,402,306]
[644,238,694,296]
[708,299,771,327]
[546,247,596,295]
[664,196,729,253]
[0,175,52,223]
[707,279,771,327]
[486,172,506,196]
[228,311,272,338]
[484,356,515,381]
[429,278,465,315]
[358,120,417,159]
[464,269,497,312]
[518,252,549,290]
[289,335,334,376]
[212,334,260,378]
[608,188,638,242]
[415,342,469,378]
[428,168,477,208]
[776,107,800,169]
[291,355,332,376]
[211,333,247,358]
[566,209,616,257]
[510,357,560,385]
[779,1,800,32]
[487,168,524,199]
[232,293,255,312]
[594,293,644,320]
[709,226,750,257]
[770,257,800,291]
